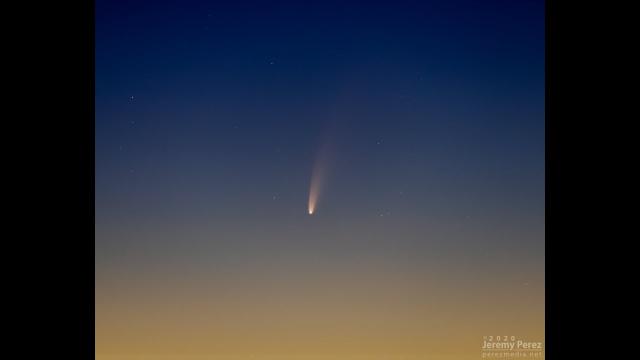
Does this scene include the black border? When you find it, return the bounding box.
[14,0,605,358]
[14,0,95,358]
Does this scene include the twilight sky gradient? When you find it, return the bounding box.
[95,1,545,359]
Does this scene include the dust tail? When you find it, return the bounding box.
[307,141,333,215]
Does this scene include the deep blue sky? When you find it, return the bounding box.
[96,0,544,271]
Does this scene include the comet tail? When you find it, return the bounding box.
[307,142,331,215]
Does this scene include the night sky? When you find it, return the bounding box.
[95,1,545,359]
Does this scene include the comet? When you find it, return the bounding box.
[307,155,323,215]
[307,140,332,215]
[307,162,323,215]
